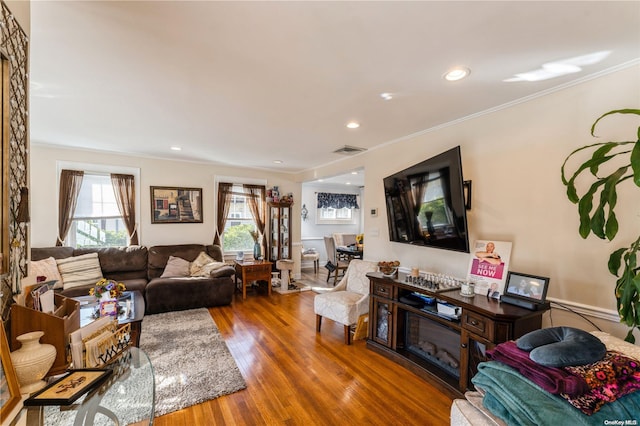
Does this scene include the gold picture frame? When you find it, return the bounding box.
[1,324,22,421]
[150,186,203,224]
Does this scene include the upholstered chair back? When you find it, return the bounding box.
[344,260,378,295]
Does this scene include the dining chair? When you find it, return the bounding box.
[323,236,348,284]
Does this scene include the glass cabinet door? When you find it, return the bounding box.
[371,298,393,347]
[268,202,292,261]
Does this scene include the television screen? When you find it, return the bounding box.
[383,146,470,253]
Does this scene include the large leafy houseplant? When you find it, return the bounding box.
[561,109,640,342]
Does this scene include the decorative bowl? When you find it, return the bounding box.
[380,267,398,277]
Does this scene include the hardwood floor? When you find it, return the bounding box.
[153,269,454,425]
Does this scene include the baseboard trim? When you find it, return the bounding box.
[546,297,620,323]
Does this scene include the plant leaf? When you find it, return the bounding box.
[591,109,640,136]
[632,139,640,187]
[577,179,607,238]
[626,329,636,344]
[609,247,626,275]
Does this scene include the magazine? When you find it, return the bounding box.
[467,240,512,298]
[30,280,57,312]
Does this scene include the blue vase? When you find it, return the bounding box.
[253,242,261,260]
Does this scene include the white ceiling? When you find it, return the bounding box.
[29,1,640,178]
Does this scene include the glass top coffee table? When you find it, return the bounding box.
[20,347,155,426]
[74,291,145,347]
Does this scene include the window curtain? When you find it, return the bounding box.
[316,192,359,209]
[214,182,233,246]
[57,169,84,246]
[110,173,138,245]
[243,184,266,251]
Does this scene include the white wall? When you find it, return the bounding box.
[29,147,300,249]
[297,65,640,340]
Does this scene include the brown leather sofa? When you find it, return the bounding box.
[31,244,235,314]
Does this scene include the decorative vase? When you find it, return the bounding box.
[253,242,262,260]
[10,331,57,394]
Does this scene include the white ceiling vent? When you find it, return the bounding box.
[333,145,367,155]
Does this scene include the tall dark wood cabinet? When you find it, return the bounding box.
[367,272,548,397]
[268,201,292,261]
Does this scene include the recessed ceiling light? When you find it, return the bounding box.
[273,160,283,164]
[346,121,360,129]
[380,92,393,100]
[351,171,358,175]
[443,67,470,81]
[170,146,182,151]
[345,182,351,185]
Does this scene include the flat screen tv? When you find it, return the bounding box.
[383,146,470,253]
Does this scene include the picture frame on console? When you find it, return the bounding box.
[151,186,203,224]
[501,271,550,310]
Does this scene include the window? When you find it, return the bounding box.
[68,173,128,247]
[315,192,359,225]
[319,207,353,221]
[222,185,257,252]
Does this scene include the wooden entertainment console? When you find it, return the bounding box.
[367,272,549,397]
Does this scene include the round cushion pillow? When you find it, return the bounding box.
[516,326,606,367]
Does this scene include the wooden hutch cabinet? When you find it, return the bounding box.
[367,272,548,397]
[268,201,292,261]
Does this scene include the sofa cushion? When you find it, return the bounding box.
[56,252,104,291]
[516,326,607,367]
[145,276,234,314]
[160,256,191,278]
[190,251,216,276]
[74,246,148,280]
[31,246,74,261]
[29,257,63,289]
[148,244,218,279]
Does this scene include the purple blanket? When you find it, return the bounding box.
[487,340,589,397]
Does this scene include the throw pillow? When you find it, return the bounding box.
[192,261,229,277]
[190,251,216,276]
[516,326,607,367]
[56,253,104,291]
[29,257,63,289]
[161,256,191,278]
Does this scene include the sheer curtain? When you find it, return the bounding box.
[243,184,266,252]
[214,182,233,246]
[110,173,138,245]
[57,169,84,246]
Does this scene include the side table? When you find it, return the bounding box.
[234,260,272,300]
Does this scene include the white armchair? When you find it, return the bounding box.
[314,259,378,344]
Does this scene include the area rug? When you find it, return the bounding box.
[140,308,247,417]
[44,308,246,425]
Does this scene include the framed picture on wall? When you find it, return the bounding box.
[150,186,203,224]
